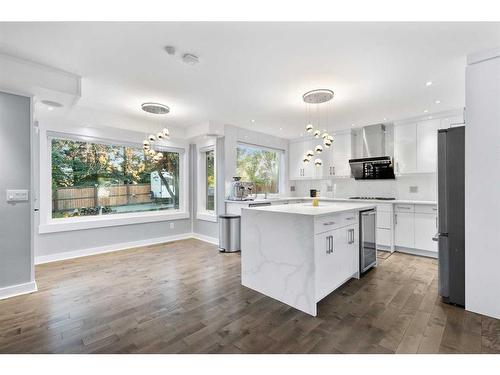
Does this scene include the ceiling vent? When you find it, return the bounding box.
[182,53,199,65]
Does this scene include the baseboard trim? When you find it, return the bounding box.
[0,281,38,300]
[395,246,438,259]
[191,233,219,245]
[35,232,219,265]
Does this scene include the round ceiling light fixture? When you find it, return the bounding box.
[302,89,334,104]
[141,102,170,115]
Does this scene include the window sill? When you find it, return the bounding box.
[196,211,217,223]
[39,210,190,234]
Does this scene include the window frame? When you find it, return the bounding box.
[236,142,285,195]
[39,131,189,234]
[196,143,217,222]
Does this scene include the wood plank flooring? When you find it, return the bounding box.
[0,239,499,354]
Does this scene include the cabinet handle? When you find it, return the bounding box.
[326,236,330,254]
[323,221,336,226]
[348,229,355,244]
[332,166,335,175]
[395,213,398,225]
[330,235,334,253]
[397,206,411,210]
[435,216,438,229]
[345,216,355,221]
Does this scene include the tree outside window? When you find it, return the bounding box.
[206,150,215,211]
[236,144,281,194]
[51,138,180,218]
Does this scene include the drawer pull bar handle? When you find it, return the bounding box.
[323,221,336,226]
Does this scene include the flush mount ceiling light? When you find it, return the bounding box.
[165,46,176,55]
[141,102,170,115]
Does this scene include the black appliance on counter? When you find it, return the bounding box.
[310,189,317,198]
[434,126,465,307]
[348,156,395,180]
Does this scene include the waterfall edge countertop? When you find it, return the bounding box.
[241,201,376,217]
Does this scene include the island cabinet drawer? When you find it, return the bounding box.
[415,204,438,214]
[315,212,357,234]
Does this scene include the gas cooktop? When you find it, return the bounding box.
[349,196,396,201]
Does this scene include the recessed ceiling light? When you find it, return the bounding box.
[351,124,355,127]
[383,118,387,121]
[141,102,170,115]
[251,119,255,123]
[279,128,282,131]
[426,81,433,86]
[423,109,429,113]
[48,107,53,111]
[435,100,441,104]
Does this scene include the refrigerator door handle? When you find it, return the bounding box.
[432,233,439,242]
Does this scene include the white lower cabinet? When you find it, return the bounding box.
[394,204,438,255]
[394,211,415,248]
[315,222,358,301]
[377,228,392,247]
[414,213,438,252]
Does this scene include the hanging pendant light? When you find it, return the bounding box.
[141,102,171,162]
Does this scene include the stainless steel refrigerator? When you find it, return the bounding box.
[435,126,465,306]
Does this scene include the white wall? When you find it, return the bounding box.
[464,48,500,320]
[291,174,437,201]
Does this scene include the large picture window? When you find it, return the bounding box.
[236,143,282,194]
[51,137,181,219]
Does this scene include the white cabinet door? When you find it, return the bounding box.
[414,213,438,252]
[289,140,305,179]
[394,211,415,248]
[440,115,464,129]
[416,119,441,173]
[314,229,338,300]
[377,228,392,247]
[394,123,417,174]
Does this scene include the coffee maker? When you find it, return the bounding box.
[229,177,256,201]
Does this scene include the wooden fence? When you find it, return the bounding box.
[53,184,153,212]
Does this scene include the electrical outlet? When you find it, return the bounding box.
[409,186,418,193]
[169,222,175,229]
[327,186,333,192]
[290,186,295,192]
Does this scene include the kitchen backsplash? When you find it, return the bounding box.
[290,174,437,201]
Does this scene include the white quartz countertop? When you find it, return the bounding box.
[242,202,375,217]
[226,197,436,205]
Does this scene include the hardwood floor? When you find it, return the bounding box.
[0,239,499,354]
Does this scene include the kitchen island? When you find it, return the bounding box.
[241,202,375,316]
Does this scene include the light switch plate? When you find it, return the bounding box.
[169,222,175,229]
[409,186,418,193]
[6,189,29,202]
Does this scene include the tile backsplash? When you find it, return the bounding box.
[290,174,436,201]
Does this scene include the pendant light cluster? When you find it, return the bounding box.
[141,102,171,162]
[302,89,335,167]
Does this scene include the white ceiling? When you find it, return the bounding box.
[1,22,499,138]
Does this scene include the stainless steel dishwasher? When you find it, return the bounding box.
[360,209,377,273]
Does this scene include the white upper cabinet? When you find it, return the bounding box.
[289,138,318,179]
[416,119,441,173]
[394,123,417,174]
[394,114,463,175]
[323,130,355,177]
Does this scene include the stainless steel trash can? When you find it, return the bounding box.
[218,214,241,252]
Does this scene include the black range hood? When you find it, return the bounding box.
[349,156,395,180]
